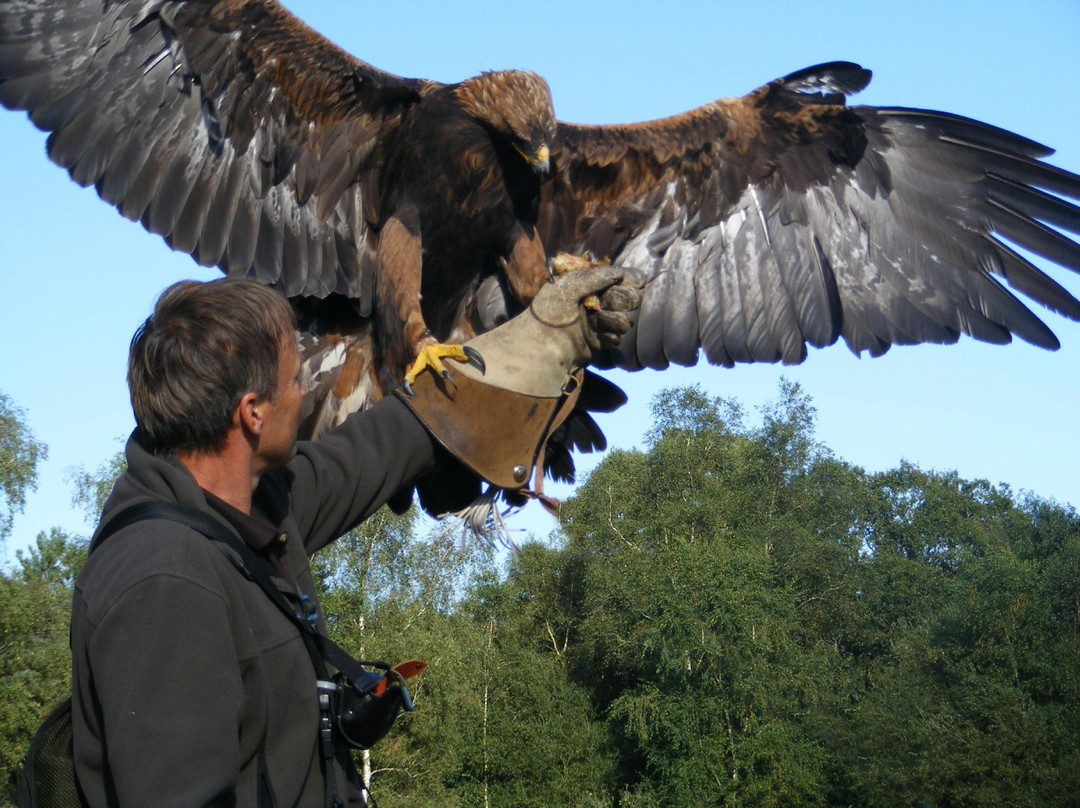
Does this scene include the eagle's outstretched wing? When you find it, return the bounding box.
[0,0,425,303]
[541,62,1080,370]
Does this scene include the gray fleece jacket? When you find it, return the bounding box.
[71,397,437,808]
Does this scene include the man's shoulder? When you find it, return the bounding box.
[75,511,237,622]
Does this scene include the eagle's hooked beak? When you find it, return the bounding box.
[515,143,551,177]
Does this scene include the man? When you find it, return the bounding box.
[70,268,640,807]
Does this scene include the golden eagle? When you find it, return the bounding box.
[2,0,1079,513]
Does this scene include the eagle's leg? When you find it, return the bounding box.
[499,224,551,303]
[377,208,484,395]
[500,229,609,315]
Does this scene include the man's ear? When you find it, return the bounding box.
[236,391,263,437]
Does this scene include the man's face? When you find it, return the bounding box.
[256,333,304,468]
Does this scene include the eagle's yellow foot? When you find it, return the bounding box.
[547,252,611,311]
[401,342,486,397]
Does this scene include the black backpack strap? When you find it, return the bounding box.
[97,499,234,544]
[92,500,236,554]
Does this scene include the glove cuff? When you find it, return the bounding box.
[395,368,584,491]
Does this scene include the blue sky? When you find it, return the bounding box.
[2,0,1079,559]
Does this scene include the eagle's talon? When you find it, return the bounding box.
[403,341,480,390]
[463,345,486,374]
[401,380,417,398]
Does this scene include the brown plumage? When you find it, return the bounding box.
[3,0,1080,514]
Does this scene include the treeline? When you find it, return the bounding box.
[2,384,1079,806]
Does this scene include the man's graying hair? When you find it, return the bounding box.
[128,278,298,453]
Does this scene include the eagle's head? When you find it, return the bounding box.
[455,70,556,176]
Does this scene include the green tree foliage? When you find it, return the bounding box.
[0,529,86,802]
[456,555,613,808]
[312,508,502,806]
[0,392,47,541]
[833,468,1080,807]
[0,403,111,805]
[312,516,614,807]
[68,449,127,522]
[556,383,1080,808]
[560,383,852,807]
[2,386,1079,808]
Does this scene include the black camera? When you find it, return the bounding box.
[330,664,418,750]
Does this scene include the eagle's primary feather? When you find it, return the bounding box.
[2,0,1080,514]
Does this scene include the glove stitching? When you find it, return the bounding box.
[528,305,583,330]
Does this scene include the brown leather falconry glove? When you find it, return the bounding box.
[395,266,643,493]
